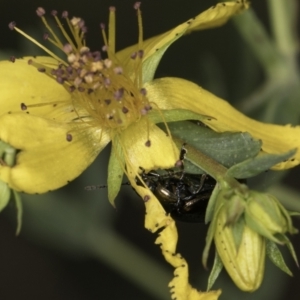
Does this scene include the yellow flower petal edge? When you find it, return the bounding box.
[145,77,300,170]
[135,184,221,300]
[117,1,249,82]
[0,113,109,193]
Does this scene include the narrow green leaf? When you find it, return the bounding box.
[0,180,11,212]
[107,142,125,207]
[12,190,22,235]
[280,235,299,267]
[227,149,296,178]
[207,251,223,291]
[266,239,293,276]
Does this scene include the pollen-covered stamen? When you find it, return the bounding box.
[11,6,151,131]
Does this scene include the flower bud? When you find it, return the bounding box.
[214,203,265,292]
[245,192,297,242]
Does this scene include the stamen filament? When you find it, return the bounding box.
[39,16,64,48]
[23,100,70,108]
[101,26,108,48]
[13,26,66,65]
[66,17,85,49]
[53,16,78,51]
[108,7,116,54]
[136,7,143,51]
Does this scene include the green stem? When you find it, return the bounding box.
[267,0,298,57]
[268,184,300,212]
[173,138,240,189]
[232,9,283,79]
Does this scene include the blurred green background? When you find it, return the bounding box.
[0,0,300,299]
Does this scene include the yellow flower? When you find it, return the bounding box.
[1,1,298,299]
[0,2,251,196]
[0,3,253,299]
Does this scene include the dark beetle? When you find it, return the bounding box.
[137,144,217,223]
[139,169,216,222]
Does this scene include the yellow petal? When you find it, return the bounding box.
[120,118,179,176]
[187,0,249,32]
[145,78,300,169]
[141,185,221,300]
[0,58,71,116]
[0,113,109,193]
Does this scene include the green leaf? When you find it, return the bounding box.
[165,121,261,169]
[107,142,125,207]
[12,190,22,235]
[266,239,293,276]
[0,180,11,212]
[207,251,223,291]
[227,148,296,178]
[280,234,299,267]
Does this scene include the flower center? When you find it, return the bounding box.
[9,3,151,131]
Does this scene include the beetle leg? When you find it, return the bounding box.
[193,174,207,194]
[182,193,211,212]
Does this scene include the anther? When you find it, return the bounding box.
[56,77,65,84]
[36,7,46,17]
[38,67,46,72]
[104,78,111,86]
[134,2,141,9]
[66,133,73,142]
[138,50,144,58]
[122,107,129,114]
[63,43,73,54]
[104,99,111,105]
[145,140,151,147]
[130,52,137,59]
[109,6,116,12]
[140,88,147,95]
[20,103,27,111]
[9,56,15,63]
[8,21,16,30]
[43,33,49,40]
[62,11,69,18]
[114,88,124,100]
[143,195,150,202]
[113,66,123,74]
[50,10,58,16]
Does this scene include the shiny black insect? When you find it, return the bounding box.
[140,170,216,222]
[137,146,217,223]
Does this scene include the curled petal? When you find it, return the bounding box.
[141,184,222,300]
[118,1,249,82]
